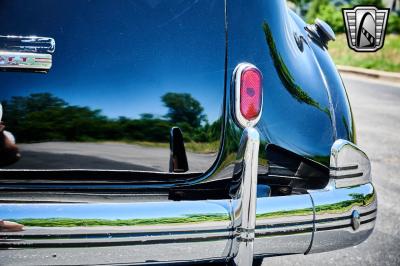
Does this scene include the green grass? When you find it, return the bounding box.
[328,34,400,72]
[107,140,220,154]
[185,141,220,154]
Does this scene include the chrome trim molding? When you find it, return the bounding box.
[232,63,263,128]
[330,139,372,188]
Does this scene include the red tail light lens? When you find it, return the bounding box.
[234,63,263,128]
[240,68,262,120]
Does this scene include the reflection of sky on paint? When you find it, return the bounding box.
[0,201,230,220]
[0,0,225,122]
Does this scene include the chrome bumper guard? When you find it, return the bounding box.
[0,128,377,265]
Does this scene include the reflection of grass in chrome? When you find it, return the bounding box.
[256,208,313,219]
[11,214,229,227]
[256,193,376,218]
[315,192,375,214]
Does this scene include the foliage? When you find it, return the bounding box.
[306,0,346,33]
[287,0,308,5]
[353,0,384,8]
[329,34,400,72]
[302,0,399,71]
[305,0,391,34]
[388,13,400,34]
[316,3,345,32]
[287,0,312,14]
[306,0,329,23]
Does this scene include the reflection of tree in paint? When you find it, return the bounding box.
[262,22,331,117]
[162,92,207,128]
[1,92,220,144]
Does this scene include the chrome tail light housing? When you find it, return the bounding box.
[233,63,263,128]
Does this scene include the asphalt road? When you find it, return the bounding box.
[265,75,400,266]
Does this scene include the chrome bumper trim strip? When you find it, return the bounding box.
[314,209,377,229]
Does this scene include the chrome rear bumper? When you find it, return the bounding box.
[0,128,377,265]
[0,186,377,265]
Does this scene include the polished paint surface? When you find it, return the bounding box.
[227,0,354,168]
[0,0,225,172]
[0,0,356,178]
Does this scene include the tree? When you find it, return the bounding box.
[305,0,347,33]
[354,0,384,8]
[161,93,206,129]
[388,13,400,33]
[2,93,109,142]
[2,93,67,123]
[306,0,329,23]
[287,0,312,16]
[315,4,345,33]
[140,113,155,120]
